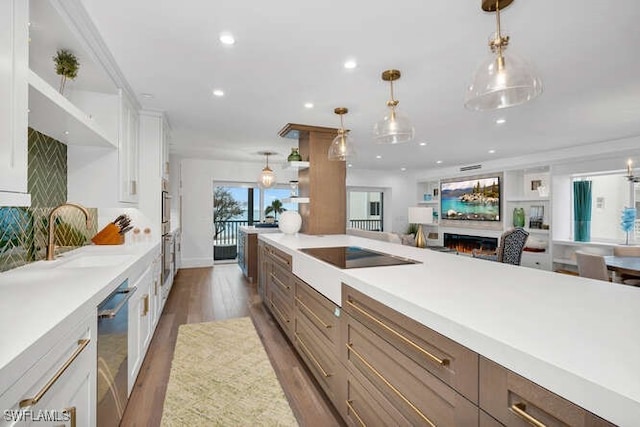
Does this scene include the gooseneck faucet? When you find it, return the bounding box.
[46,202,91,261]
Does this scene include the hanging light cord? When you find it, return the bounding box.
[387,80,399,109]
[489,0,510,70]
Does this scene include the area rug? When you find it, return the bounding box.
[160,317,298,426]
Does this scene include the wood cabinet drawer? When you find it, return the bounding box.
[265,244,292,270]
[295,278,340,351]
[268,281,293,338]
[344,370,413,427]
[294,313,344,406]
[270,263,293,296]
[343,284,479,403]
[343,313,479,426]
[479,357,615,427]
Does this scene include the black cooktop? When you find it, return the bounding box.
[300,246,420,269]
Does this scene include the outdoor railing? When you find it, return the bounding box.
[214,220,249,246]
[349,219,382,231]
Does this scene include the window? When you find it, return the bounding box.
[369,201,381,216]
[572,174,639,242]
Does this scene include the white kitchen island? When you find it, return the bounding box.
[259,232,640,426]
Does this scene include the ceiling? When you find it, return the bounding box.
[78,0,640,171]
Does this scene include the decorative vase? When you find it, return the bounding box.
[513,208,525,228]
[287,148,302,162]
[278,211,302,235]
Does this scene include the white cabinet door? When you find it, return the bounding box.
[0,0,29,206]
[127,266,152,394]
[118,90,139,203]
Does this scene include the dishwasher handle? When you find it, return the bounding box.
[98,286,137,319]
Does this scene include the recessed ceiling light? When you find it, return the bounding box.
[304,102,314,109]
[219,32,235,45]
[419,142,427,146]
[400,167,407,171]
[348,163,353,168]
[376,155,382,159]
[64,130,69,135]
[436,160,443,164]
[488,149,496,154]
[495,118,506,124]
[213,89,224,97]
[344,59,357,69]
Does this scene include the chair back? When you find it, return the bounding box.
[496,228,529,265]
[612,246,640,257]
[575,251,610,281]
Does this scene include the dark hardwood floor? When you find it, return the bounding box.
[120,264,343,426]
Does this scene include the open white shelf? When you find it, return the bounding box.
[506,196,550,202]
[554,257,577,266]
[417,200,439,205]
[282,161,309,170]
[283,197,309,204]
[28,70,117,148]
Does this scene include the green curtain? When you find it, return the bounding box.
[573,180,592,242]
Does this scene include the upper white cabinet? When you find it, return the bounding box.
[27,0,120,149]
[0,0,30,206]
[119,91,139,203]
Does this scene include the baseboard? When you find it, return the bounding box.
[181,257,214,268]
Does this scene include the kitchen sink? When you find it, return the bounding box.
[58,254,133,269]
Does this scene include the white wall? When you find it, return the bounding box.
[347,169,415,234]
[180,158,297,268]
[590,175,627,241]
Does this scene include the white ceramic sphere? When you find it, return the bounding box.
[278,211,302,234]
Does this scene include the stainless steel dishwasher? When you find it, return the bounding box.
[97,280,136,427]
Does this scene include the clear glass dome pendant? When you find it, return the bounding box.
[464,0,543,111]
[328,107,355,161]
[257,152,276,188]
[373,69,414,144]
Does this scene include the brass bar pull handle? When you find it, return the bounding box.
[346,400,367,427]
[295,333,332,378]
[347,343,436,427]
[270,300,290,324]
[295,296,331,329]
[270,273,290,290]
[270,251,290,267]
[64,406,77,427]
[20,339,90,408]
[510,403,546,427]
[347,299,449,367]
[142,294,149,317]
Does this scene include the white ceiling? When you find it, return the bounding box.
[79,0,640,171]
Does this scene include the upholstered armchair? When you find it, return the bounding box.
[472,228,530,266]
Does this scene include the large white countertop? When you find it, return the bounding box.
[239,225,281,234]
[259,233,640,426]
[0,242,160,393]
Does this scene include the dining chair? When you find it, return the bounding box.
[472,228,529,266]
[575,251,610,282]
[612,246,640,286]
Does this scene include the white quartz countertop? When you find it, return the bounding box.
[239,225,281,234]
[259,233,640,426]
[0,242,160,393]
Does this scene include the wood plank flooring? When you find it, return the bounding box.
[120,264,343,426]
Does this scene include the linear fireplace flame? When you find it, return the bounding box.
[444,233,498,255]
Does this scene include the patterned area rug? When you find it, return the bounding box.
[161,317,298,426]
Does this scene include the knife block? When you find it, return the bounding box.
[92,223,124,245]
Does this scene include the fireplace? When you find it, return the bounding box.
[444,233,498,255]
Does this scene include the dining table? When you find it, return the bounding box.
[603,255,640,279]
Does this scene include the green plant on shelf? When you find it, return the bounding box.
[53,49,80,95]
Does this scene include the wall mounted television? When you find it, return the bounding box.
[440,176,501,221]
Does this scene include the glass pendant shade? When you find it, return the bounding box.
[373,110,415,144]
[257,152,276,188]
[328,132,355,161]
[464,50,542,111]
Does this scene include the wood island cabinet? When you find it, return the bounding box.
[259,241,619,426]
[238,229,258,283]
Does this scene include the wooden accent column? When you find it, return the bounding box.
[279,123,346,235]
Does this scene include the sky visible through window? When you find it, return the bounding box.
[222,186,296,221]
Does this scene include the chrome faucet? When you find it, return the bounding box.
[46,202,91,261]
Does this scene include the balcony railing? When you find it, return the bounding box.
[349,219,382,231]
[214,220,249,246]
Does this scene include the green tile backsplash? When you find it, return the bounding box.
[0,129,97,272]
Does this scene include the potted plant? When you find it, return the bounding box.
[53,49,80,95]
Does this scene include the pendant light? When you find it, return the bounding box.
[373,69,414,144]
[328,107,355,161]
[464,0,543,111]
[257,151,276,188]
